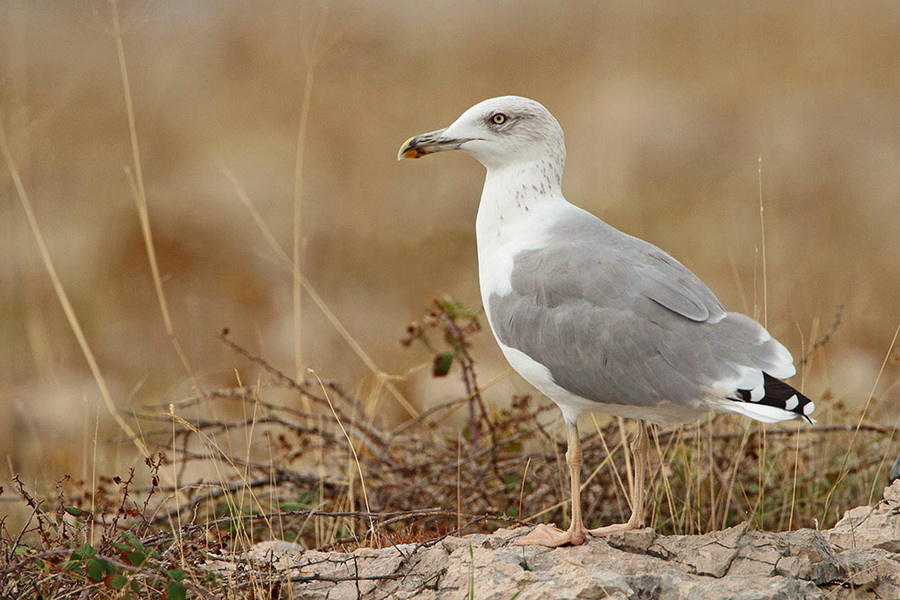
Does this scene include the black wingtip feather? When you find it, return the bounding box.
[734,373,815,422]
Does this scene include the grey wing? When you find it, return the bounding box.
[634,250,726,323]
[489,236,785,410]
[544,209,726,323]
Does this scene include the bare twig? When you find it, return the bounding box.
[799,304,843,367]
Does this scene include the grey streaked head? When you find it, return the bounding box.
[398,96,566,171]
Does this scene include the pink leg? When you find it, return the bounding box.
[588,421,647,537]
[514,420,588,547]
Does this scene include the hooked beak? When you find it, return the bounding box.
[397,128,475,160]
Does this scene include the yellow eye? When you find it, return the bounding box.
[490,113,507,125]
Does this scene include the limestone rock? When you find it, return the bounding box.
[224,482,900,599]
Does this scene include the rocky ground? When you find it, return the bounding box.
[213,481,900,599]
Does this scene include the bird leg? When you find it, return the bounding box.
[514,421,589,547]
[587,420,648,537]
[514,420,649,547]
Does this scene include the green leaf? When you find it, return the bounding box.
[166,568,185,581]
[64,505,89,517]
[113,536,132,552]
[433,352,454,377]
[86,557,115,582]
[122,549,148,567]
[106,573,128,590]
[60,560,83,573]
[71,543,97,560]
[439,297,469,319]
[504,441,523,453]
[117,532,159,564]
[121,532,145,549]
[165,580,187,600]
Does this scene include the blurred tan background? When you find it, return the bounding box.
[1,1,898,487]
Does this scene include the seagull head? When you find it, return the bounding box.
[398,96,565,171]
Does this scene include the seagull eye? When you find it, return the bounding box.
[490,113,508,125]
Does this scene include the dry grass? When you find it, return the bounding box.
[1,1,899,597]
[1,305,895,598]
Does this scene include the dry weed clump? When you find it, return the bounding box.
[1,299,895,598]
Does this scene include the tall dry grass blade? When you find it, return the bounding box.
[757,155,768,329]
[727,248,751,317]
[871,412,900,502]
[109,0,202,394]
[88,403,100,548]
[220,166,419,417]
[457,432,463,532]
[823,320,900,518]
[617,417,635,510]
[165,404,275,546]
[522,426,575,523]
[232,371,266,549]
[310,369,375,541]
[798,305,843,368]
[650,424,678,532]
[789,421,802,530]
[720,425,754,530]
[589,415,629,518]
[518,455,533,524]
[0,119,149,457]
[754,424,768,526]
[292,5,330,379]
[581,427,618,492]
[168,405,185,562]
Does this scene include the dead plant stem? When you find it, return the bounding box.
[757,155,768,329]
[292,10,328,380]
[0,118,149,458]
[219,168,418,418]
[109,0,202,395]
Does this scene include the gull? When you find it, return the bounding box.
[398,96,814,547]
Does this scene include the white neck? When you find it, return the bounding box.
[476,160,564,235]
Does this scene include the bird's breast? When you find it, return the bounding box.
[474,195,575,325]
[477,213,548,301]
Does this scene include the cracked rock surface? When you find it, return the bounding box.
[222,481,900,599]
